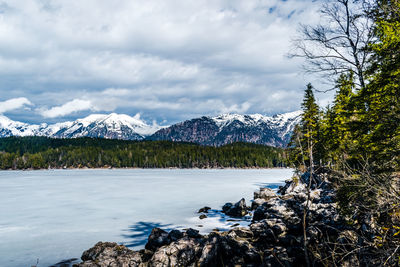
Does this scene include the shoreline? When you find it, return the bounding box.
[1,169,292,267]
[0,166,291,171]
[72,171,345,266]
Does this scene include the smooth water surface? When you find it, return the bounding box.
[0,168,293,267]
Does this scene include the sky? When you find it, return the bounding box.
[0,0,330,125]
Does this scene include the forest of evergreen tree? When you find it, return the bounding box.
[0,137,286,169]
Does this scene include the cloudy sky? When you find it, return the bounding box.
[0,0,329,125]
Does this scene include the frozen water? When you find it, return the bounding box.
[0,168,293,266]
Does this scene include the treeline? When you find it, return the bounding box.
[0,137,286,169]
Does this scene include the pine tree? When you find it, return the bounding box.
[301,83,321,168]
[321,72,356,167]
[358,0,400,170]
[288,84,321,169]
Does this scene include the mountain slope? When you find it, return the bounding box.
[148,111,301,147]
[0,113,161,140]
[0,115,44,137]
[51,113,160,140]
[0,111,301,147]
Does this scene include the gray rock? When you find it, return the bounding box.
[251,198,266,210]
[250,222,277,243]
[145,228,170,251]
[254,188,277,201]
[197,206,211,213]
[198,234,220,266]
[77,242,143,267]
[186,228,202,239]
[168,230,183,242]
[222,198,248,217]
[199,214,207,220]
[222,202,233,213]
[231,227,254,239]
[252,206,266,221]
[149,237,203,267]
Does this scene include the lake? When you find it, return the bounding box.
[0,168,293,267]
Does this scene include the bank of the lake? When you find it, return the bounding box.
[74,171,364,266]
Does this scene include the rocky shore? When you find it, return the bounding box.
[73,173,358,266]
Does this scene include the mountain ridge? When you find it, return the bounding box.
[149,111,301,147]
[0,111,301,147]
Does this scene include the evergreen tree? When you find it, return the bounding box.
[0,137,286,169]
[301,83,321,168]
[358,0,400,170]
[289,84,321,169]
[321,72,356,167]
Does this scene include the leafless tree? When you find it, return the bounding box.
[293,119,315,267]
[290,0,374,91]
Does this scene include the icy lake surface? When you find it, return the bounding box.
[0,168,293,267]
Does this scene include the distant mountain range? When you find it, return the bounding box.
[0,113,160,141]
[0,111,301,147]
[148,112,301,147]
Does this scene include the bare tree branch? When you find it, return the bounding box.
[289,0,374,90]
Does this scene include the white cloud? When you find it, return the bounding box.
[0,97,32,113]
[39,99,94,118]
[220,102,251,114]
[0,0,326,124]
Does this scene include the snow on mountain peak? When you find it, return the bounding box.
[0,110,302,144]
[0,114,39,136]
[150,110,302,147]
[0,113,163,139]
[211,111,302,129]
[212,113,249,127]
[272,110,302,121]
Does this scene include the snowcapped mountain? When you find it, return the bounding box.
[0,115,36,137]
[0,113,162,140]
[148,111,302,147]
[52,113,161,140]
[0,111,302,147]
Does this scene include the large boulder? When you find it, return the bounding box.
[145,228,170,251]
[222,202,233,213]
[254,188,277,201]
[77,242,143,267]
[222,198,248,217]
[168,229,184,242]
[149,237,204,266]
[250,218,288,246]
[252,205,267,221]
[145,228,185,252]
[185,228,202,239]
[198,231,261,266]
[230,227,254,239]
[251,198,266,210]
[198,234,221,266]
